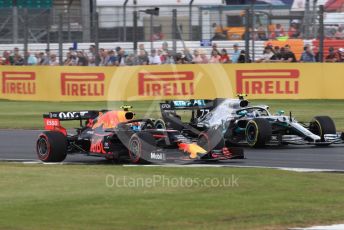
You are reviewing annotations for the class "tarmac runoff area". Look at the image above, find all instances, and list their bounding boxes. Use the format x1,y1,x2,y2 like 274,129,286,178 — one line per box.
1,129,344,172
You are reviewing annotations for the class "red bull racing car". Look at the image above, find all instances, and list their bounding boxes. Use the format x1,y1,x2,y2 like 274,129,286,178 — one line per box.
36,106,244,164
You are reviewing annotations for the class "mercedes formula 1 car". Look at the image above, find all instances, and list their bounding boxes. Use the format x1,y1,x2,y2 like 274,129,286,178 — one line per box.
156,97,344,147
36,106,244,164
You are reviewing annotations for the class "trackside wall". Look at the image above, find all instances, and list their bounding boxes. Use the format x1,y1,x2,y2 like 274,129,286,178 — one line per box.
0,64,343,101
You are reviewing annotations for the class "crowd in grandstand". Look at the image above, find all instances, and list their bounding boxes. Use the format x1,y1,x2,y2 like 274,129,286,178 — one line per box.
1,41,344,66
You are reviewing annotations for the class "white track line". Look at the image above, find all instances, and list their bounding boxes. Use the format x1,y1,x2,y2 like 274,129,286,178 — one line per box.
1,159,344,172
290,224,344,230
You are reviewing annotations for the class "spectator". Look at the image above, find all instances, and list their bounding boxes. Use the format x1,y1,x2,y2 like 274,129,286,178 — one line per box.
64,52,73,66
274,46,282,60
139,44,148,56
151,31,164,41
175,53,185,64
117,48,127,66
99,48,108,66
50,54,59,66
136,50,149,65
200,50,209,64
158,50,166,63
40,49,51,65
338,48,344,62
257,47,278,62
334,26,344,39
325,47,339,62
288,22,300,38
238,50,251,63
300,46,316,62
149,49,161,65
192,49,202,64
105,50,118,66
13,54,24,65
77,51,89,66
270,24,286,39
88,45,101,66
209,50,221,63
231,43,240,63
220,49,231,63
162,41,169,53
9,47,20,65
281,45,297,62
212,43,221,55
164,51,175,64
26,51,37,65
125,53,137,66
37,52,45,65
257,24,267,40
2,51,11,65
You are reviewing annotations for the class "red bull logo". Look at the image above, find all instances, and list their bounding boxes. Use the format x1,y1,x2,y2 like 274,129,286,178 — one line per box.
2,72,36,95
90,138,106,154
178,143,207,159
236,69,300,94
138,71,194,96
92,111,128,130
61,73,105,96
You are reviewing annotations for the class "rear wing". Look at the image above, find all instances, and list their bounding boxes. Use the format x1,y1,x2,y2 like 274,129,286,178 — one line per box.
42,110,108,134
43,110,106,121
160,99,226,111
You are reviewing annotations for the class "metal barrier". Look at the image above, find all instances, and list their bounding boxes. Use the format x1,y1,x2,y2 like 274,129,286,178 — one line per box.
0,1,343,63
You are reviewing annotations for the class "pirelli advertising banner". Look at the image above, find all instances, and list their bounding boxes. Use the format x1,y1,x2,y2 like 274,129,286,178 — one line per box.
0,64,343,101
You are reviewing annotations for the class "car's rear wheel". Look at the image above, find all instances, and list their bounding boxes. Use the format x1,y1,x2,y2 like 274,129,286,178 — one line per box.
310,116,336,142
245,118,272,148
36,131,67,162
128,132,156,164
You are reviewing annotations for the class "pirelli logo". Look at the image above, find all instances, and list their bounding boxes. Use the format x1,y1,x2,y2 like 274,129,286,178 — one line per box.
61,73,105,96
236,69,300,94
2,72,36,95
138,71,194,96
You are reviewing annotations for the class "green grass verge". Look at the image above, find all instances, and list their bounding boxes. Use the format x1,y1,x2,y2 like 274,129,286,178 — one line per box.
0,164,344,230
0,100,344,130
0,100,343,130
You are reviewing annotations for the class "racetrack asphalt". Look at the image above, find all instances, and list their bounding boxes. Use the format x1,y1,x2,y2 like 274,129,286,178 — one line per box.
1,130,344,170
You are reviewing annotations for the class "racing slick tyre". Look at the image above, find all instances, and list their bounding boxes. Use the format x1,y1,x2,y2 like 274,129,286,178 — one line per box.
197,129,225,152
128,132,156,164
36,131,67,162
310,116,336,143
245,118,272,148
154,119,166,129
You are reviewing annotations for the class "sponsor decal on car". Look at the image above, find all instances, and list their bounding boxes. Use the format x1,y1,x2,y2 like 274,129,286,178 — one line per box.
150,152,165,160
90,137,106,154
138,71,194,96
61,73,105,96
59,112,78,119
236,69,299,95
2,72,36,95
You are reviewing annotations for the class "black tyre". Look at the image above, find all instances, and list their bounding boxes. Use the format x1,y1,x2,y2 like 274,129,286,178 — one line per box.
128,132,156,164
197,129,225,152
309,116,336,142
36,131,67,162
154,119,166,129
245,118,272,148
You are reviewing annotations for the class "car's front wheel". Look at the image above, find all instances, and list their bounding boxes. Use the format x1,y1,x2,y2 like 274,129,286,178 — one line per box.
310,116,336,143
245,118,272,148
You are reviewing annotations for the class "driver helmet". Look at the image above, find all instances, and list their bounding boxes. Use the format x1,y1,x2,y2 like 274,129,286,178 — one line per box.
131,122,141,132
